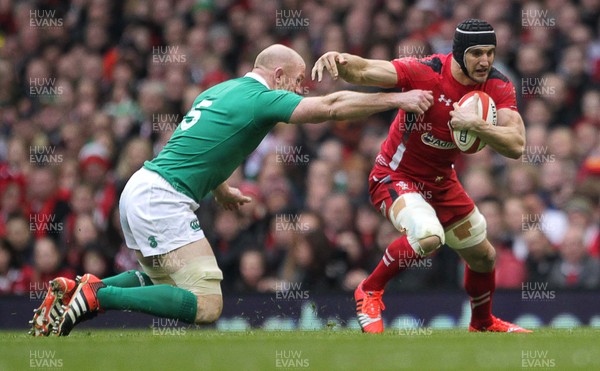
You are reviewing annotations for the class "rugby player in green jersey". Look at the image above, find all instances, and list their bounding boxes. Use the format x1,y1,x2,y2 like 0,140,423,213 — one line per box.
31,44,433,336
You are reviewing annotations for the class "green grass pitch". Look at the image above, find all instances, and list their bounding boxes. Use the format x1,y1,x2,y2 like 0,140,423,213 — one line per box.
1,328,598,370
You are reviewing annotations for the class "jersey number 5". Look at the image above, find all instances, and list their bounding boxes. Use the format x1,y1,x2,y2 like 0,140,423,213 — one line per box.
181,100,213,130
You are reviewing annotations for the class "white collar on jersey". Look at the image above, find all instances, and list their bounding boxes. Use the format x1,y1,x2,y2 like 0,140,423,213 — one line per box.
244,72,270,89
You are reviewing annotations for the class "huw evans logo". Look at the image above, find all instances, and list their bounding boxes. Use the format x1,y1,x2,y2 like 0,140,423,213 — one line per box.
29,350,63,368
521,9,556,28
275,350,309,368
30,146,63,165
29,10,63,28
521,282,556,301
276,145,309,165
152,46,187,64
521,350,556,368
152,318,186,335
275,281,309,300
29,78,63,96
275,10,309,28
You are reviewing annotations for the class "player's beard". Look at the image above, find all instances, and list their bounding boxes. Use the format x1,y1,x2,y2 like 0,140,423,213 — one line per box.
469,67,489,84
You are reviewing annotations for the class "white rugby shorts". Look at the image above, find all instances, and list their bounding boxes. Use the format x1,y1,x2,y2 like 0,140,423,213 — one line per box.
119,167,205,256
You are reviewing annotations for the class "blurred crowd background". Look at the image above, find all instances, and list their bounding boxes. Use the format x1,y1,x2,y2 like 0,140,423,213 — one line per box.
0,0,599,297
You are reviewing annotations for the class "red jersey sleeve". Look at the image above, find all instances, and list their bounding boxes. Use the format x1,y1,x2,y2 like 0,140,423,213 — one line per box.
391,55,444,90
489,77,518,112
391,58,414,89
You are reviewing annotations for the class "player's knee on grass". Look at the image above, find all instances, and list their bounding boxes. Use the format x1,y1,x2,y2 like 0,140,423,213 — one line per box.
195,294,223,324
389,193,444,256
164,255,224,323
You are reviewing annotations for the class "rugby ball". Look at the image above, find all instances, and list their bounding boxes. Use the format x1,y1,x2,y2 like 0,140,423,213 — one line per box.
450,91,497,153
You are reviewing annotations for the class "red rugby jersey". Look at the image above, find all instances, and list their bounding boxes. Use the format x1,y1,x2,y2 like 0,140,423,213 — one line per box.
375,53,517,180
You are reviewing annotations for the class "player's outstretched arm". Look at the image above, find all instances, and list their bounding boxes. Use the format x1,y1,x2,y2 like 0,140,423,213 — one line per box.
288,89,433,124
449,95,525,159
311,52,398,88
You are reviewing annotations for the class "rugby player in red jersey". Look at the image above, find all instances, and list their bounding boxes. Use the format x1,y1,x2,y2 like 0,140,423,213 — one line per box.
313,19,531,333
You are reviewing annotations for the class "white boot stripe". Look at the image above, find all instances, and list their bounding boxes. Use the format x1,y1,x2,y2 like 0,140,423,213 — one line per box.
67,308,76,322
76,295,88,312
358,314,381,326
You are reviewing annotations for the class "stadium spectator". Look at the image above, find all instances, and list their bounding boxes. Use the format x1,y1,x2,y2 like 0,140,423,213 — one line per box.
4,214,34,266
462,167,497,202
213,208,256,287
305,159,335,213
506,164,539,196
524,228,559,284
321,192,354,244
0,179,25,237
234,249,272,293
65,213,99,272
78,142,116,229
523,98,553,128
237,181,269,248
542,159,578,205
0,239,28,295
81,243,112,279
113,137,153,192
355,204,383,255
522,192,569,248
279,228,349,291
563,196,600,257
547,225,600,289
25,166,70,241
21,237,76,296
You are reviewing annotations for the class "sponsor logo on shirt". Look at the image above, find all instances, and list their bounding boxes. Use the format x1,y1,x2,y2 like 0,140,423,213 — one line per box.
421,132,457,149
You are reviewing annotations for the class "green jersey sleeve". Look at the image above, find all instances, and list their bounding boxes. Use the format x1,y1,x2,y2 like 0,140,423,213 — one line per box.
253,89,303,125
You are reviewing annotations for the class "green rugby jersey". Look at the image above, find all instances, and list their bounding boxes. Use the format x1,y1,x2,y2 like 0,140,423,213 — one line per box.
144,73,302,202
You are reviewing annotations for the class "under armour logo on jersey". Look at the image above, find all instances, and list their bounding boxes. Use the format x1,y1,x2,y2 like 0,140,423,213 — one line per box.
438,95,452,106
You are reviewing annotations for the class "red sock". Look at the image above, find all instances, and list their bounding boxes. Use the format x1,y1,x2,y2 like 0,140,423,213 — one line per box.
363,235,420,291
464,265,495,327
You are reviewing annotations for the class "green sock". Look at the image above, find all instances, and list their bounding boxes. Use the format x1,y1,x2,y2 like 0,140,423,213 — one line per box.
101,270,153,288
96,285,197,323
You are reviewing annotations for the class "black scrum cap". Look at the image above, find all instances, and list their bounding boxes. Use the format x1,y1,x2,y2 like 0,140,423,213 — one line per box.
452,19,496,79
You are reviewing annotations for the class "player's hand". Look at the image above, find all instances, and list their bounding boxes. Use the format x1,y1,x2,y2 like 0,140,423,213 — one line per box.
397,90,434,114
311,52,347,82
213,185,252,210
449,93,485,130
